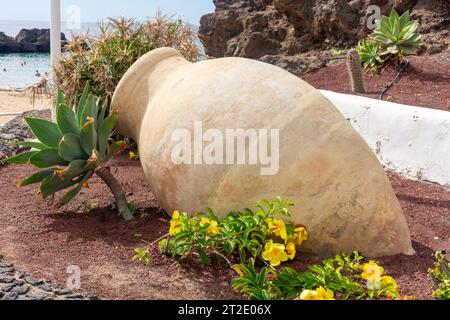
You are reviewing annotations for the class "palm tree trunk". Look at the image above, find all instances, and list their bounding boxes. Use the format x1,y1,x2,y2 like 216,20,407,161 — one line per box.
96,167,133,221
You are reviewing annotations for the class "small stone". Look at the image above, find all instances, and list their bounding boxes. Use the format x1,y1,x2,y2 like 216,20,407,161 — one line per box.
38,284,53,292
11,285,30,295
66,293,84,299
0,284,15,292
0,267,15,275
17,271,29,279
25,292,49,300
1,292,18,300
0,263,13,268
24,276,43,286
0,275,15,283
13,279,25,286
53,288,71,295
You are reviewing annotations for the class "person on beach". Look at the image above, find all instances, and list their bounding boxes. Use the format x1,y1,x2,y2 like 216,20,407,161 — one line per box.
3,68,6,72
35,70,41,77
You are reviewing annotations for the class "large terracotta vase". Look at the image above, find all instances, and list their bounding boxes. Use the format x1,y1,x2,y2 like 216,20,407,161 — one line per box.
111,47,414,257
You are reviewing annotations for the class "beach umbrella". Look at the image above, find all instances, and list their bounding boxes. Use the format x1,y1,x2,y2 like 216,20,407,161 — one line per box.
50,0,61,66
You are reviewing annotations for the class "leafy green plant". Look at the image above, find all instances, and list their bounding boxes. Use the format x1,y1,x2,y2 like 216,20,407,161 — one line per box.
232,252,400,300
53,14,199,106
158,198,308,267
373,9,421,59
357,40,385,71
428,251,450,300
357,9,421,71
133,198,308,269
5,84,133,220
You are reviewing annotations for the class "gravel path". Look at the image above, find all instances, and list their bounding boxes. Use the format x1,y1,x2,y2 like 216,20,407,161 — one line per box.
0,255,97,300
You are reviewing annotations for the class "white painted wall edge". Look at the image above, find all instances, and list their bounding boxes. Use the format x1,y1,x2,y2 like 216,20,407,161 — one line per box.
320,90,450,188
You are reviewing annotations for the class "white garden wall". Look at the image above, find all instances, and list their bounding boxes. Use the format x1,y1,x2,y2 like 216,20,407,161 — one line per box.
320,90,450,188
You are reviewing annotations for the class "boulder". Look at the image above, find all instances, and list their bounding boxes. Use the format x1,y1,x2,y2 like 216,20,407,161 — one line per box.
199,0,450,74
0,29,66,53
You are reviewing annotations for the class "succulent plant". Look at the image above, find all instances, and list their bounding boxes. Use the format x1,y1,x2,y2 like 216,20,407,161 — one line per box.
373,9,421,58
6,84,133,220
357,40,385,71
346,48,366,93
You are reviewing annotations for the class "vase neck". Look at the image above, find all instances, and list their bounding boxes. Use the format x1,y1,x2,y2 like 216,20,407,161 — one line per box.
111,47,188,141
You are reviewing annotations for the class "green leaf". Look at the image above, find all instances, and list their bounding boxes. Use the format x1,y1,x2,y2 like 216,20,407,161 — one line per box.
198,248,210,266
25,117,63,149
30,149,69,168
98,112,118,156
81,94,98,127
59,170,94,206
40,174,80,199
63,160,88,178
77,82,91,126
18,169,55,188
59,133,89,161
5,151,38,164
57,104,80,136
104,140,126,162
13,141,48,150
79,119,98,155
56,89,67,109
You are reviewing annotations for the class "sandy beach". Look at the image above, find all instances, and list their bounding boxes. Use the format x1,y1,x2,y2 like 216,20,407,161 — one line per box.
0,90,51,125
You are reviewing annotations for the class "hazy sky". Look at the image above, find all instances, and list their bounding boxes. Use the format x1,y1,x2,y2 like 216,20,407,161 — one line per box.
0,0,215,24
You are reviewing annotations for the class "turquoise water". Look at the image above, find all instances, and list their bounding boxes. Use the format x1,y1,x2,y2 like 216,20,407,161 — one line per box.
0,53,51,90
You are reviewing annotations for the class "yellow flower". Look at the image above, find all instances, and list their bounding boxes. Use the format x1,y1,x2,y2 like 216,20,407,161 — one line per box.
266,219,288,242
362,260,384,280
299,289,318,300
299,287,334,300
199,217,221,235
315,287,335,300
262,242,288,267
286,242,296,260
169,220,182,236
129,151,139,161
291,226,308,246
169,211,183,236
381,276,399,298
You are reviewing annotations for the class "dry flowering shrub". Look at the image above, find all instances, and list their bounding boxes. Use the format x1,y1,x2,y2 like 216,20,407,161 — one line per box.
53,13,199,105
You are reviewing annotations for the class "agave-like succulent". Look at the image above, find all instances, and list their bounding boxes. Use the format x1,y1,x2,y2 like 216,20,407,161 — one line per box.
373,9,421,57
357,40,385,71
6,84,133,220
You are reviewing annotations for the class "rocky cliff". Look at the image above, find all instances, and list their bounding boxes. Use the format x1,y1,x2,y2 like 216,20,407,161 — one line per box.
0,29,66,54
199,0,450,74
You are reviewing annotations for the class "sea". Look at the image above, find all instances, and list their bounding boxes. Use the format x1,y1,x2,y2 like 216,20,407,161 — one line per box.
0,20,100,90
0,20,203,90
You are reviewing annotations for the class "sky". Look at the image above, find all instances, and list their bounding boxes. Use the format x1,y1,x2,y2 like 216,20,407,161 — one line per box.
0,0,215,25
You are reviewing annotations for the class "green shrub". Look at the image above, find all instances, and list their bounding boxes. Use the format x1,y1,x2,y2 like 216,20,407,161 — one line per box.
232,253,400,300
53,14,200,106
6,85,133,220
357,9,421,71
134,197,308,267
373,9,421,59
428,251,450,300
357,40,384,71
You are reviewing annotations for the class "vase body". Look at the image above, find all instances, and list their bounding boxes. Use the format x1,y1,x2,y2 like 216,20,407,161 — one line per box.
111,47,414,257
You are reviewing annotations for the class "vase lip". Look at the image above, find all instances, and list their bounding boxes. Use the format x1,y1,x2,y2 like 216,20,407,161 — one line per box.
112,47,184,104
111,47,185,139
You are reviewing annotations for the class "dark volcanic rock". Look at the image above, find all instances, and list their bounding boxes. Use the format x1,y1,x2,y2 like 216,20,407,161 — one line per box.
0,28,66,53
0,32,22,53
0,256,98,300
199,0,450,74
